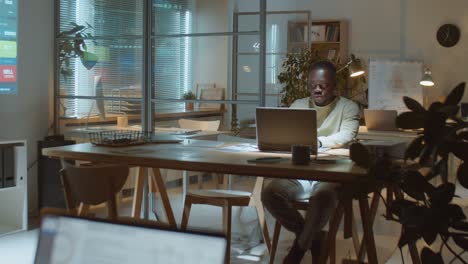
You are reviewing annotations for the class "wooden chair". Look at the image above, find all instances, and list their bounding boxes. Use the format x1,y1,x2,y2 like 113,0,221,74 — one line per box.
195,83,225,110
180,135,271,264
60,161,129,219
180,177,269,264
178,119,221,131
177,118,221,189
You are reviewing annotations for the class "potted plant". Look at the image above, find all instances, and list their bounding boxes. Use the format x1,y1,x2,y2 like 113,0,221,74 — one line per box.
277,48,367,107
183,91,196,111
350,83,468,263
58,22,99,80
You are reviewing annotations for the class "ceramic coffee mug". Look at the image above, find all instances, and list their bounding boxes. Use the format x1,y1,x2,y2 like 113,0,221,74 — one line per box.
291,145,311,165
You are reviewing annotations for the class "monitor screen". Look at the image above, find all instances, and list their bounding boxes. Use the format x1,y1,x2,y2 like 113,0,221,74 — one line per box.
35,215,226,264
0,0,17,94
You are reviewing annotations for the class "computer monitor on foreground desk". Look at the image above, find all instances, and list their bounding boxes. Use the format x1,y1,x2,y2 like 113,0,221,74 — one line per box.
35,215,226,264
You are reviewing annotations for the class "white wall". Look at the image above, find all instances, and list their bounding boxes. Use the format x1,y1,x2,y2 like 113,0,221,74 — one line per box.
236,0,468,103
0,0,54,215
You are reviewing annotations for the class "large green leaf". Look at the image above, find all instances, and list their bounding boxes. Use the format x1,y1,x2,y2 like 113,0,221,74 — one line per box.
452,234,468,251
396,112,425,129
451,220,468,232
437,105,459,117
448,142,468,161
429,183,455,207
459,131,468,141
457,162,468,188
444,82,465,106
349,143,371,168
390,199,416,218
422,231,437,245
403,96,426,112
80,52,99,70
398,228,421,248
424,111,446,143
405,136,425,161
421,247,443,264
401,170,430,201
429,101,444,112
446,204,466,222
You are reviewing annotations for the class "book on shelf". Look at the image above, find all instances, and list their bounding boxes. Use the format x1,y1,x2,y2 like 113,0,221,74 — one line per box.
327,49,337,60
325,24,340,42
310,25,326,42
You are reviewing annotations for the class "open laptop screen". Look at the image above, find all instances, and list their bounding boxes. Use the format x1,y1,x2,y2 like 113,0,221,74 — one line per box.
364,109,398,131
256,107,317,154
35,215,226,264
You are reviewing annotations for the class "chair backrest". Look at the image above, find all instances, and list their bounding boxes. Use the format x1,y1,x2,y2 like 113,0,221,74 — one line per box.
60,162,129,208
196,83,225,110
178,119,220,131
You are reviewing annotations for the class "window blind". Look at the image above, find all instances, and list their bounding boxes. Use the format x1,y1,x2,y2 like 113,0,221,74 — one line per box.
153,0,192,111
58,0,143,117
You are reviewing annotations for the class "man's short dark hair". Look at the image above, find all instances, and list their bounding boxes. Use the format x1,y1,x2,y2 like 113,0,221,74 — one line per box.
309,60,337,81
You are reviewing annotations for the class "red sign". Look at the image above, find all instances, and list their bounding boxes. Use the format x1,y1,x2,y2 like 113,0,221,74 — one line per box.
0,65,16,82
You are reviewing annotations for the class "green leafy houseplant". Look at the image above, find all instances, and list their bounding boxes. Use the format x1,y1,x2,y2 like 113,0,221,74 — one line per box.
350,83,468,264
58,22,99,79
183,91,196,110
277,49,366,107
182,91,196,100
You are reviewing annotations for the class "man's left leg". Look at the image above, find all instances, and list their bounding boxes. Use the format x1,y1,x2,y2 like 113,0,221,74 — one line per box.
297,182,340,254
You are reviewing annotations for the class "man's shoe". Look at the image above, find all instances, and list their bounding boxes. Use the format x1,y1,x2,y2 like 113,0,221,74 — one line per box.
283,239,306,264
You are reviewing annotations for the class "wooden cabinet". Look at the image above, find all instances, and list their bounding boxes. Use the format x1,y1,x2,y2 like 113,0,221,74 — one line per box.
287,20,348,63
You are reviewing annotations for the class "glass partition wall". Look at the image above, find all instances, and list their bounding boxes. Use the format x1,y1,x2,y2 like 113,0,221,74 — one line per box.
54,0,282,138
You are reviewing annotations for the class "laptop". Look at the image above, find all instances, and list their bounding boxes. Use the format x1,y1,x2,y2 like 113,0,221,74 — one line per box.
35,214,227,264
364,109,398,131
256,107,318,154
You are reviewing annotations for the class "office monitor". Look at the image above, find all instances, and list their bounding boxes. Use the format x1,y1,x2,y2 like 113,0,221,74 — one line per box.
255,107,317,154
35,215,227,264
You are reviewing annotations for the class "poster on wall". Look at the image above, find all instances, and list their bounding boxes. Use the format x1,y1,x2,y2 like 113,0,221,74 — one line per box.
368,59,423,113
0,0,17,94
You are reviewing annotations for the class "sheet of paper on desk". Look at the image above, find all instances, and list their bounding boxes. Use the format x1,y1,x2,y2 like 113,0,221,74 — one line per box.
217,143,259,153
185,140,224,148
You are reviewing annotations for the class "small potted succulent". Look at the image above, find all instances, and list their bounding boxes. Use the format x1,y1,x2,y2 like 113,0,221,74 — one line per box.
182,91,196,111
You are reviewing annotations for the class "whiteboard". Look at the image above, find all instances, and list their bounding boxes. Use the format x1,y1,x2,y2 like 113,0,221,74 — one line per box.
368,59,423,113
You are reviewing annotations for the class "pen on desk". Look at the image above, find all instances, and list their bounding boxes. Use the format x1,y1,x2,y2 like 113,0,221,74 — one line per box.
255,157,283,161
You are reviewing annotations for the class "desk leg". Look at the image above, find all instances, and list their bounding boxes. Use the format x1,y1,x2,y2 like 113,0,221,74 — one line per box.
357,192,380,261
248,177,271,252
183,170,188,206
151,168,177,229
131,167,145,218
358,197,378,264
318,199,345,264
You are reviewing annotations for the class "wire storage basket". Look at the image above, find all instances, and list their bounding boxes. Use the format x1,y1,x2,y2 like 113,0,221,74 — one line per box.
89,130,148,147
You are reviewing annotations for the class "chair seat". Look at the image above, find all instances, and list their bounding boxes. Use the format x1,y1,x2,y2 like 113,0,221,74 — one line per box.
186,189,252,207
188,189,252,199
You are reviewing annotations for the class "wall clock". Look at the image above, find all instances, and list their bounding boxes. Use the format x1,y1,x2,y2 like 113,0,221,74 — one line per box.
436,24,461,48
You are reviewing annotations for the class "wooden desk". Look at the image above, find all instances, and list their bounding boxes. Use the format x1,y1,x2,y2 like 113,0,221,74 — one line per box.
60,108,226,126
357,126,418,141
42,142,379,263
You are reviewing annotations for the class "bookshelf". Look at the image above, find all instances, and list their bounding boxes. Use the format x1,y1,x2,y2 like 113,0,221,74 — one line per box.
287,20,348,63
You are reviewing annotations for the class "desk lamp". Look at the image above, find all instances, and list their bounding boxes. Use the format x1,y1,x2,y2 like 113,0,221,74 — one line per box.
420,68,434,108
420,68,434,86
337,54,365,77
